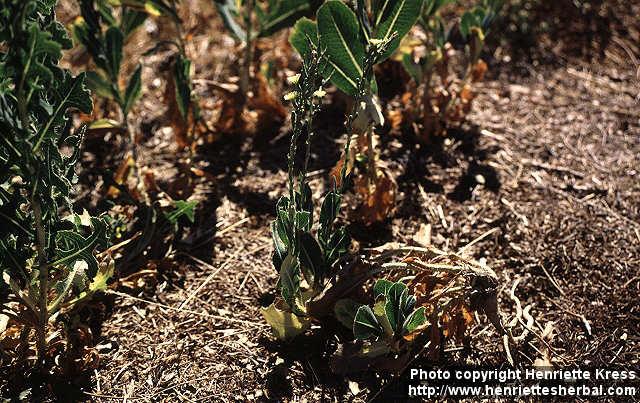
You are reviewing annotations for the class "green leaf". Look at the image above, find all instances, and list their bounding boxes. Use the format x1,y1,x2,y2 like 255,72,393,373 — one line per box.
85,71,116,100
298,232,324,286
319,191,341,239
48,261,84,313
279,253,304,315
271,220,288,271
259,0,312,37
33,72,93,152
384,281,408,333
164,199,198,224
122,64,142,116
353,305,384,340
373,279,393,299
372,0,425,61
53,217,108,278
402,306,426,334
261,301,311,340
120,8,148,38
323,226,349,267
105,26,124,80
213,0,247,42
289,17,319,59
294,210,311,232
334,298,362,329
401,52,422,82
173,55,192,120
317,0,365,95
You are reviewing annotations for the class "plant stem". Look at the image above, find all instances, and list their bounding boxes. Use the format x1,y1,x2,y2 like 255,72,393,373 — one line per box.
121,108,150,205
240,0,254,100
32,197,48,366
365,125,376,186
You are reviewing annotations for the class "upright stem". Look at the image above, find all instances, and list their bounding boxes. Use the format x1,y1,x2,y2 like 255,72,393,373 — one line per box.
32,198,48,365
122,109,149,205
365,125,377,186
240,0,254,100
16,63,48,365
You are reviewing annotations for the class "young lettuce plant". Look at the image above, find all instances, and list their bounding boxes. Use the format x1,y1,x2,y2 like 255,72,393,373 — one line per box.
0,0,110,365
289,0,424,225
400,0,502,138
72,0,198,276
262,32,397,340
72,0,149,199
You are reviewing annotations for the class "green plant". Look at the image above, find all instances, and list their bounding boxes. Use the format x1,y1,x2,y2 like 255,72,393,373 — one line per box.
72,0,197,191
0,0,110,365
289,0,424,225
262,16,399,339
337,279,426,354
213,0,321,96
400,0,502,137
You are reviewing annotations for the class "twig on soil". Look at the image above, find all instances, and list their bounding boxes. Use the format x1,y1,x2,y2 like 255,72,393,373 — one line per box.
538,264,566,296
179,252,241,309
105,290,268,327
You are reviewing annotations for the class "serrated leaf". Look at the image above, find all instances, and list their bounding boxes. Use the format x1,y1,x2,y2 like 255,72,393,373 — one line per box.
33,72,93,152
52,217,108,278
122,64,142,116
317,0,365,95
353,305,383,340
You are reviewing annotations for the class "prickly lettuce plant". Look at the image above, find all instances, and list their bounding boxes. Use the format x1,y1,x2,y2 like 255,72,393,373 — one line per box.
0,0,109,365
400,0,502,138
213,0,320,96
290,0,423,225
262,34,396,340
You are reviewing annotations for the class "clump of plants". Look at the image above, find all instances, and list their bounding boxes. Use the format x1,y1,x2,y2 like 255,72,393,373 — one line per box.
261,23,397,338
71,0,198,277
262,1,505,373
0,0,111,369
397,0,502,139
213,0,320,96
286,0,427,226
72,0,198,195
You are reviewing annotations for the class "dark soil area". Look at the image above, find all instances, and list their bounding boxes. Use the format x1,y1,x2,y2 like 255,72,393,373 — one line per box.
2,0,639,401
